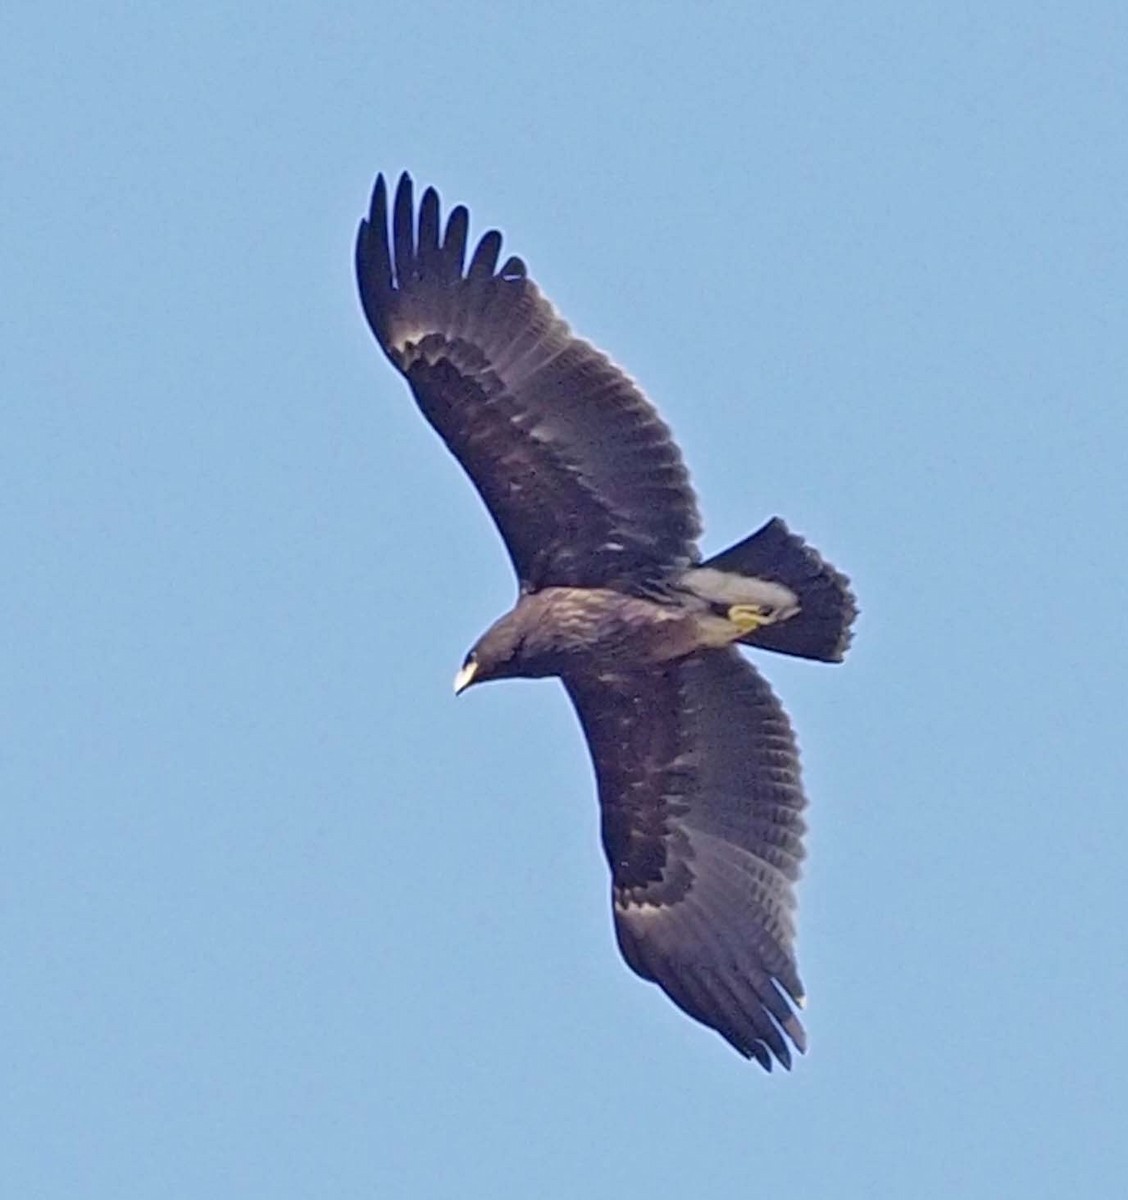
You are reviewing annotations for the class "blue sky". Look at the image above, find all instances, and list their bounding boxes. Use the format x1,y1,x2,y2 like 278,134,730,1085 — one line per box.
3,3,1126,1197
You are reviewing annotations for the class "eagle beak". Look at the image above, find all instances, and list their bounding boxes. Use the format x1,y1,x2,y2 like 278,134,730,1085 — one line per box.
453,660,479,696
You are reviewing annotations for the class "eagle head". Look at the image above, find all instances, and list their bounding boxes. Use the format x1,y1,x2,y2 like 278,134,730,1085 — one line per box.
453,598,569,693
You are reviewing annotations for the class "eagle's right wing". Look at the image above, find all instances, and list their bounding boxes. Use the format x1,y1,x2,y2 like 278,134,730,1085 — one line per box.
565,648,808,1069
356,173,701,593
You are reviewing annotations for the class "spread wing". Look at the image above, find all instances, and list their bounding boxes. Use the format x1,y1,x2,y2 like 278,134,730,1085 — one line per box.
565,648,808,1069
356,173,701,592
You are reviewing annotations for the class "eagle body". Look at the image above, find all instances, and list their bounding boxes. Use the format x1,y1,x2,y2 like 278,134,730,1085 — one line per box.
356,173,856,1070
462,586,714,682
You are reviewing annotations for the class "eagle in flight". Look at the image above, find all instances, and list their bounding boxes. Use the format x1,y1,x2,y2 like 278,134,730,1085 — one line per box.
356,174,856,1070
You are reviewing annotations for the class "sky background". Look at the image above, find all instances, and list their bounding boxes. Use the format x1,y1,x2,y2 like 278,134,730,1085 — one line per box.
3,3,1127,1197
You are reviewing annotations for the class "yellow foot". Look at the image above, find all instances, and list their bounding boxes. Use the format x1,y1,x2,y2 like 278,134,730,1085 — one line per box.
727,603,772,635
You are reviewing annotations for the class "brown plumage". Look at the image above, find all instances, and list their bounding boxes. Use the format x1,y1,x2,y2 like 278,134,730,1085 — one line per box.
356,173,856,1069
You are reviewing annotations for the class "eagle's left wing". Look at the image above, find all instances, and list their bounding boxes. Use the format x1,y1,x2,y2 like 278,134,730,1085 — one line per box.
356,173,701,593
564,648,808,1069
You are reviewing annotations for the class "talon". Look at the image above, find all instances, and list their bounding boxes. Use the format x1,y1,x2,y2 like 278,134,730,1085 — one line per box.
727,603,772,634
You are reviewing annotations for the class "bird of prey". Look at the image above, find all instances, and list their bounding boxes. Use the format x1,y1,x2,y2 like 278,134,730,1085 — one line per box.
355,173,856,1070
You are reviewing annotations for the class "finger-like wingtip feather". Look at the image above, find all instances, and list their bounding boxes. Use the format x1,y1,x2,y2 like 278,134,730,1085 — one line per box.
418,186,441,272
443,205,469,279
468,228,502,279
393,172,415,287
356,174,393,342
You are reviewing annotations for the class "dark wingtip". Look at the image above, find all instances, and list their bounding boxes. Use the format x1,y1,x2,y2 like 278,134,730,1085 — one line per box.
357,172,530,367
356,173,395,342
747,1041,773,1071
418,185,441,269
392,172,416,285
360,173,523,295
371,171,387,212
357,173,383,253
468,228,503,278
443,204,469,278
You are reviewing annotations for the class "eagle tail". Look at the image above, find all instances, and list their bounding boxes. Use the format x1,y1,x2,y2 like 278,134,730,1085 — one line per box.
686,518,856,663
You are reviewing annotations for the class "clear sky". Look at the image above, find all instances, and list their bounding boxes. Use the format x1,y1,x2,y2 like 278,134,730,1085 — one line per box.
3,3,1126,1197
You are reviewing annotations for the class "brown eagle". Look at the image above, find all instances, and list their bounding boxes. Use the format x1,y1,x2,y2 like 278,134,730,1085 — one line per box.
355,174,856,1070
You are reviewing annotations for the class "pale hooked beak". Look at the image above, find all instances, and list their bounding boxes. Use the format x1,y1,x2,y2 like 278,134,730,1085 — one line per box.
453,659,479,696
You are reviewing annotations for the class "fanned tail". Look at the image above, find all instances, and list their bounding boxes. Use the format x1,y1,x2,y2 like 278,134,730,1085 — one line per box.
682,518,857,663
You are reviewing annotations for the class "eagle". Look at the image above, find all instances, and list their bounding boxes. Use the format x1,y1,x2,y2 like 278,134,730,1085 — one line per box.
355,174,856,1070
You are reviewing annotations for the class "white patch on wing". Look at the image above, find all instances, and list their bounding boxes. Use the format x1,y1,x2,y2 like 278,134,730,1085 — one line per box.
614,897,667,918
390,325,440,356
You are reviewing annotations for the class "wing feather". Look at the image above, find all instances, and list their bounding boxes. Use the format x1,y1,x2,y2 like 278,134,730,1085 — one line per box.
565,648,808,1067
442,205,469,279
356,172,701,591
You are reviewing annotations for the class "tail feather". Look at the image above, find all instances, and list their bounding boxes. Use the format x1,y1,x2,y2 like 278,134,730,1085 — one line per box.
684,518,857,663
